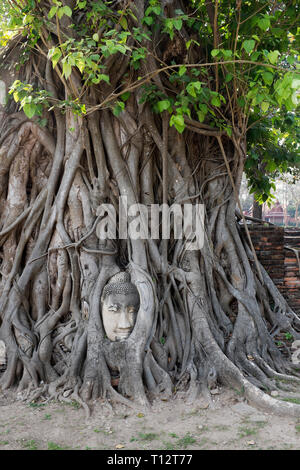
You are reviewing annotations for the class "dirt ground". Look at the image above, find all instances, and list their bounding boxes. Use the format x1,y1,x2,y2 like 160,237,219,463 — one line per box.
0,387,299,451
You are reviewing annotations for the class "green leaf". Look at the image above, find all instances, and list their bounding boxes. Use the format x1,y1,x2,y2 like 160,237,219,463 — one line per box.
197,111,205,122
211,49,220,57
23,103,36,119
291,79,300,89
62,5,72,17
267,50,280,64
237,97,245,108
75,57,85,73
38,118,48,127
48,6,57,18
211,95,221,107
287,56,295,65
120,16,128,30
222,49,232,58
145,5,161,16
98,74,110,84
170,114,185,134
157,100,171,113
57,7,64,19
90,54,100,61
121,91,131,101
143,16,153,26
92,33,99,42
291,91,299,106
225,127,232,137
151,6,161,15
186,81,202,98
257,17,270,31
173,18,182,31
225,73,233,83
242,40,255,54
62,62,72,79
261,101,269,112
250,51,260,61
178,66,186,77
262,72,273,86
113,101,125,116
23,14,34,25
50,48,62,68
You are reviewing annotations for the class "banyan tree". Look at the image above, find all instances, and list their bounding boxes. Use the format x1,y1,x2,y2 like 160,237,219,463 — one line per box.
0,0,300,417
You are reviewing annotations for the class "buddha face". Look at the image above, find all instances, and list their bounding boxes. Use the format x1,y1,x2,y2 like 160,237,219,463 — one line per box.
101,276,140,341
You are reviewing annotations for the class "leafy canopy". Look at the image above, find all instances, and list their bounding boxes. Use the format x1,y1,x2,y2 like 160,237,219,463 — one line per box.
0,0,299,201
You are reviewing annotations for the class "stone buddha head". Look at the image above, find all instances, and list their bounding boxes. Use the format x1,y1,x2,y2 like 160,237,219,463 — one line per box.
101,272,140,342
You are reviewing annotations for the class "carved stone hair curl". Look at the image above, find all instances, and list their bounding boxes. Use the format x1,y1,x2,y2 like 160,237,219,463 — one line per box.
101,271,139,300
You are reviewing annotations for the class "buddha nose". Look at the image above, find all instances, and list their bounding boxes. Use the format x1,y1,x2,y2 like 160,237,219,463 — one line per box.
118,309,131,329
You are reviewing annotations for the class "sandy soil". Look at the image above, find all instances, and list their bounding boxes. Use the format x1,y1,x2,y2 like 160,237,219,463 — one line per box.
0,387,299,451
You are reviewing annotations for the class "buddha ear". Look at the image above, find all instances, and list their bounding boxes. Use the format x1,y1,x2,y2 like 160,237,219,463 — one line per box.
82,300,89,320
0,340,6,367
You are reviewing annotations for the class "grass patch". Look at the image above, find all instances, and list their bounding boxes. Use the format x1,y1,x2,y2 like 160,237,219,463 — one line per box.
159,432,197,450
47,441,68,450
238,426,258,438
282,397,300,405
24,440,38,450
176,433,196,449
233,386,245,396
28,402,46,409
0,429,10,435
93,428,114,435
64,400,81,409
161,441,176,450
295,424,300,433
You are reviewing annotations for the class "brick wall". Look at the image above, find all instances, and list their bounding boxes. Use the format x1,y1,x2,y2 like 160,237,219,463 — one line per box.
242,224,300,314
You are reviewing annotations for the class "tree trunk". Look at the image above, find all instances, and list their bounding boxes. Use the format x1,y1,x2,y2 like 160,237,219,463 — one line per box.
252,198,262,220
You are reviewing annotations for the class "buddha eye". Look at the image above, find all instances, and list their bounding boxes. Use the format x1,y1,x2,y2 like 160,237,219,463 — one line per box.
128,306,136,314
108,305,119,312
